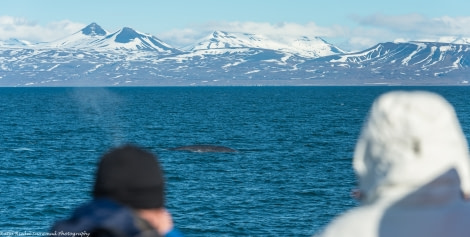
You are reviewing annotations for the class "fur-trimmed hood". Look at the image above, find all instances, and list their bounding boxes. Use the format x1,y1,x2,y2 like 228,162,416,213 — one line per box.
354,91,470,203
317,91,470,237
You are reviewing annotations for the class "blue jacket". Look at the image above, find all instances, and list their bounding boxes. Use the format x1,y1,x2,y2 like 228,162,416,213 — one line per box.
51,198,184,237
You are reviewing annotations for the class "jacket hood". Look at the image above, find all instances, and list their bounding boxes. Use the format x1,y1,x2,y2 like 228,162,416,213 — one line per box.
353,91,470,203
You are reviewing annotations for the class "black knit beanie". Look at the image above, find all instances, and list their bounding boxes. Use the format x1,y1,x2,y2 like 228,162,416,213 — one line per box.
93,145,165,209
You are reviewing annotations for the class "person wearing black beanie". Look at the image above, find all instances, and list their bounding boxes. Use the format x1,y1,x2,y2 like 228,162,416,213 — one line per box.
51,145,184,237
93,145,166,209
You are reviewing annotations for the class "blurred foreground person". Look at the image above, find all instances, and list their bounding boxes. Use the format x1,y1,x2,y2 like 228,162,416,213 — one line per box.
317,91,470,237
52,145,184,237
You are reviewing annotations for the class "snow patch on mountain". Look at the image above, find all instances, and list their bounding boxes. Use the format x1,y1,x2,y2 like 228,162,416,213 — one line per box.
401,43,426,65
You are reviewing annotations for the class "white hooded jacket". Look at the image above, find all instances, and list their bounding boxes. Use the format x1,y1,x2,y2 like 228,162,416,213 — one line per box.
317,91,470,237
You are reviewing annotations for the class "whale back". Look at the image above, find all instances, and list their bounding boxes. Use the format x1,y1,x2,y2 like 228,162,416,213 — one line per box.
169,145,237,153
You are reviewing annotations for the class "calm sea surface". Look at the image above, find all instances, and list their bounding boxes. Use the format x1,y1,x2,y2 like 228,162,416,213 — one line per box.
1,86,470,236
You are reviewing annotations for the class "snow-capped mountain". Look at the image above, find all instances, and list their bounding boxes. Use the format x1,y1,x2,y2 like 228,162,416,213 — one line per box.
185,31,343,57
81,22,107,36
299,41,470,84
45,23,108,48
186,31,284,50
329,41,470,69
1,22,470,86
45,23,181,53
289,36,344,57
97,27,181,53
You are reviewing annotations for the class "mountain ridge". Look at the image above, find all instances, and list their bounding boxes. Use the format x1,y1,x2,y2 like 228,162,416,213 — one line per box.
1,22,470,86
184,30,344,58
1,23,344,57
39,23,181,53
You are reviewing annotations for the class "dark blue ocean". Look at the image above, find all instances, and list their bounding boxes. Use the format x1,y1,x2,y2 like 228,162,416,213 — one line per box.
1,86,470,236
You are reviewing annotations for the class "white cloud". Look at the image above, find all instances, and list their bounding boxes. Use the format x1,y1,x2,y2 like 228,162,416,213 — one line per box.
206,21,335,39
157,28,203,48
0,16,85,42
352,13,470,40
299,14,470,51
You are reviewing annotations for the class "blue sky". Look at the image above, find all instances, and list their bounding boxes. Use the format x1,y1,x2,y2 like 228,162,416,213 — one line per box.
1,0,470,51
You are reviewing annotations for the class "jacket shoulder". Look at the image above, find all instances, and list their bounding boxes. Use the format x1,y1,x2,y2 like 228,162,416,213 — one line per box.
316,207,381,237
